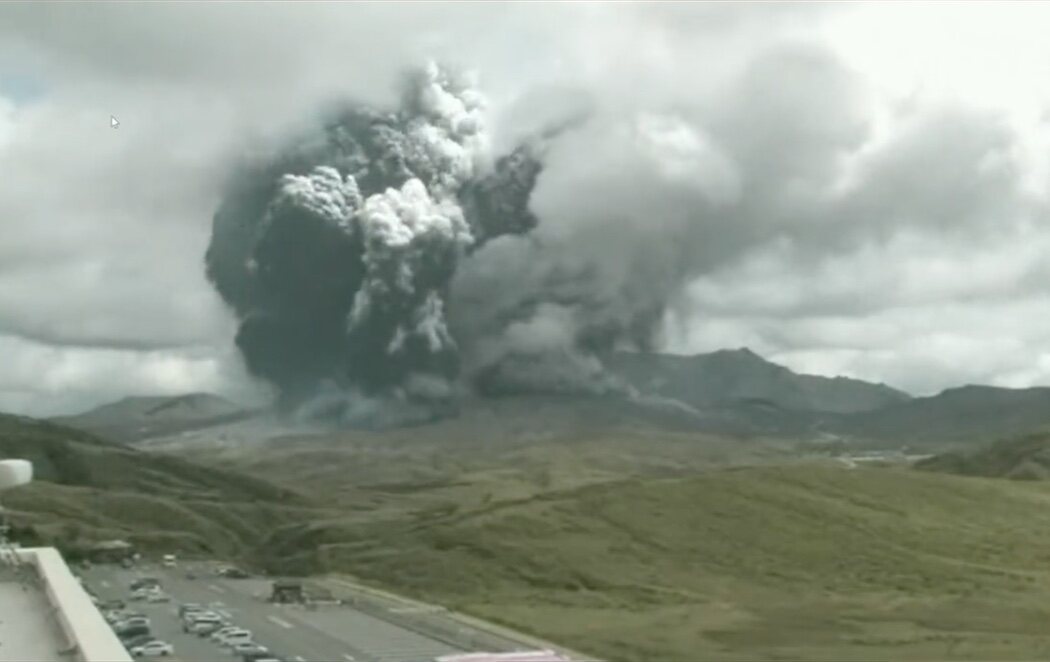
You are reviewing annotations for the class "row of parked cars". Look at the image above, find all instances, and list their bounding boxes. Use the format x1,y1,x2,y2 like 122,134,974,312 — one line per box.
179,602,283,662
103,600,174,657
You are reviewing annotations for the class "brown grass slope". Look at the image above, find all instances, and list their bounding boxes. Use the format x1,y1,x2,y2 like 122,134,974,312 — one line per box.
0,413,327,558
915,430,1050,480
266,464,1050,662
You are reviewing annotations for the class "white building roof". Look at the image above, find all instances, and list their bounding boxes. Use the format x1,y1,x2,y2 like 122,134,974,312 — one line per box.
0,571,69,661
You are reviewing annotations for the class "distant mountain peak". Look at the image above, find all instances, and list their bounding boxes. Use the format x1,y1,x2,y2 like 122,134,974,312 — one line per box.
706,347,766,361
602,348,910,415
52,392,253,443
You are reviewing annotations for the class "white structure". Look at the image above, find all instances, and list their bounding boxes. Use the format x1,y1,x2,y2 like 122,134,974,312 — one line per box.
0,459,131,662
0,459,32,489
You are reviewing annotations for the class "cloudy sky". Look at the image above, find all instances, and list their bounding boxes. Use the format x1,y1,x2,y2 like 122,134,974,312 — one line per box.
3,2,1050,416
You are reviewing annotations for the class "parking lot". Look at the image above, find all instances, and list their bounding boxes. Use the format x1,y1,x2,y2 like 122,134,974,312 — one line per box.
83,560,467,662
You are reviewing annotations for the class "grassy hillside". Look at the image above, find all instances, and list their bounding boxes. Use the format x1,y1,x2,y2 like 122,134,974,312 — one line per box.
603,348,910,414
840,385,1050,445
915,430,1050,480
51,393,255,442
158,419,795,511
266,464,1050,662
0,413,328,558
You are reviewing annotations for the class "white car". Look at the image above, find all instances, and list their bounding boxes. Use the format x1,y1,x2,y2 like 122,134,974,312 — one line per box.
129,588,150,601
219,632,253,648
190,619,224,636
116,616,150,629
130,640,173,657
230,642,268,657
146,590,170,603
212,627,250,643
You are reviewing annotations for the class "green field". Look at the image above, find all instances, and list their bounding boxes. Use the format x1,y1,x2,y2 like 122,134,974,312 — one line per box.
0,413,330,558
12,409,1050,660
266,463,1050,661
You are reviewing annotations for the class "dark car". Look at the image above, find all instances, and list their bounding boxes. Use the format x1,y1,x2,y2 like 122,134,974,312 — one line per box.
243,652,283,662
101,599,126,610
120,633,154,649
177,603,203,617
129,577,160,591
116,624,150,641
220,567,251,579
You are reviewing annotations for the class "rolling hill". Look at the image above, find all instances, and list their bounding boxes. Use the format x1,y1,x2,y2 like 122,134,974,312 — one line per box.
262,464,1050,662
836,385,1050,446
915,430,1050,480
51,392,256,442
0,413,329,558
57,349,1050,448
604,348,911,414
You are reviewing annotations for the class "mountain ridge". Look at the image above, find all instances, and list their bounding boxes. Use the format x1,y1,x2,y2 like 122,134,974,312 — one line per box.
603,347,911,414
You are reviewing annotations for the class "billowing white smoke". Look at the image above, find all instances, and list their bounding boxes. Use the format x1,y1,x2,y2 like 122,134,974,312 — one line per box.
268,166,362,234
351,177,474,359
403,61,490,194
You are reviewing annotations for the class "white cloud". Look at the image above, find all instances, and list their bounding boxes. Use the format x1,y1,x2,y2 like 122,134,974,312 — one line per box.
3,2,1050,413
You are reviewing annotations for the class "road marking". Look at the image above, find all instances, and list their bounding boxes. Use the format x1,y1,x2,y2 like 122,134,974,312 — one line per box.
343,655,356,661
267,615,294,629
294,656,306,662
207,584,226,593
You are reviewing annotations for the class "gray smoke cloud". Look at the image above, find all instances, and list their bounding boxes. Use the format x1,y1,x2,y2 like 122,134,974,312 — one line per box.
205,62,584,423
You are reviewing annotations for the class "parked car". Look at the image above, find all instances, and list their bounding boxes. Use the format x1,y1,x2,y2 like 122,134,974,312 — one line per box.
120,634,154,650
218,566,251,579
162,554,176,568
115,616,150,630
146,590,170,603
129,589,150,601
184,611,222,627
210,626,244,641
214,629,252,646
177,603,203,617
190,619,225,636
222,634,253,649
130,640,174,657
185,570,197,580
230,642,268,657
181,610,213,624
116,624,150,642
243,652,282,662
129,577,160,591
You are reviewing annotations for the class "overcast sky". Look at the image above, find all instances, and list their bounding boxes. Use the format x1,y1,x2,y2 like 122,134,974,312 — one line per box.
3,2,1050,416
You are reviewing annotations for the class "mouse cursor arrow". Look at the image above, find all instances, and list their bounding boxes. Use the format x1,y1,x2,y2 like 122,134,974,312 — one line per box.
110,115,120,129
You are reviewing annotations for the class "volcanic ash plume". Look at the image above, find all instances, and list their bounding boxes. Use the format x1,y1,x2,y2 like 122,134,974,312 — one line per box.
205,62,548,422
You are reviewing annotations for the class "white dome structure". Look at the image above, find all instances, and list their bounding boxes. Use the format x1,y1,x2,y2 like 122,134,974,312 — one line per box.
0,460,32,491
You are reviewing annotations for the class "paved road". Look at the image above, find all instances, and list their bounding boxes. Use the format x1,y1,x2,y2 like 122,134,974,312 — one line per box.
82,562,466,662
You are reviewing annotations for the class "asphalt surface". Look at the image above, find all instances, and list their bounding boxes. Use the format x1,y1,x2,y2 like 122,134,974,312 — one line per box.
82,561,467,662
